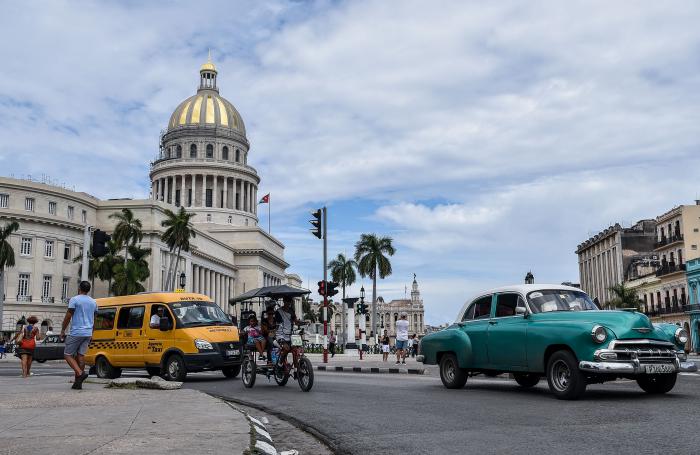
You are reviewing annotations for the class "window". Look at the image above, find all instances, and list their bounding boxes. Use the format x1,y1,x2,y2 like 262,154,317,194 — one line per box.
25,197,35,211
227,215,232,224
44,240,54,258
62,277,70,300
64,243,71,260
95,308,117,330
176,144,182,158
235,149,240,162
462,296,492,321
205,189,212,207
206,143,214,158
206,214,212,222
20,237,32,256
48,201,57,215
222,146,229,160
495,293,526,317
0,193,8,208
190,144,197,158
117,306,145,329
692,245,698,250
81,210,87,223
18,273,30,297
42,275,52,298
67,206,74,219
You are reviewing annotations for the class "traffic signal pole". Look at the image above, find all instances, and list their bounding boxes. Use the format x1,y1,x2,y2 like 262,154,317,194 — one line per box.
81,225,92,282
322,206,329,364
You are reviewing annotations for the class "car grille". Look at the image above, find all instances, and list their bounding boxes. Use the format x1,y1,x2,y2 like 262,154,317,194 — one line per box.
608,339,677,364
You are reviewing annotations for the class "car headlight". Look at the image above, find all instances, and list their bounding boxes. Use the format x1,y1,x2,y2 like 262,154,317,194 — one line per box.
591,325,607,343
675,328,689,345
194,339,214,350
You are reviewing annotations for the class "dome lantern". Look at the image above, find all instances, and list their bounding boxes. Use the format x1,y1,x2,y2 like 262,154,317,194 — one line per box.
199,49,218,92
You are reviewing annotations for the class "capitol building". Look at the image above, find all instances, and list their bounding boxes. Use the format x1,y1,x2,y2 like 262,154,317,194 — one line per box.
0,58,300,333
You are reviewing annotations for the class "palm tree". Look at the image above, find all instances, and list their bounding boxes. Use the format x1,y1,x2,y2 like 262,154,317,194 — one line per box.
354,234,395,337
95,240,123,296
109,208,143,264
302,296,317,323
0,221,19,332
328,253,357,344
608,283,643,309
161,207,197,291
111,246,151,296
74,251,101,290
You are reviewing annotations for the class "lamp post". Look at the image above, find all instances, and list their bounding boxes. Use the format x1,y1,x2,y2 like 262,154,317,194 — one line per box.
358,286,367,359
178,272,186,291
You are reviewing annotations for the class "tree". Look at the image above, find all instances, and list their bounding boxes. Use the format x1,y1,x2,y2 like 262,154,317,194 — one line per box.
328,253,357,344
608,283,643,309
111,246,151,296
161,207,197,291
354,234,395,338
73,250,101,290
0,220,19,332
95,239,123,296
109,208,143,264
302,296,317,323
317,300,335,325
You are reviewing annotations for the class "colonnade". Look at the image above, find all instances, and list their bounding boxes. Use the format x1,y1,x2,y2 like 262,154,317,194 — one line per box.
152,173,257,215
192,263,234,312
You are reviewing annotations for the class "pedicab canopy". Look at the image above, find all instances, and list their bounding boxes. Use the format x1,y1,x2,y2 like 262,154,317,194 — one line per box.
229,284,310,304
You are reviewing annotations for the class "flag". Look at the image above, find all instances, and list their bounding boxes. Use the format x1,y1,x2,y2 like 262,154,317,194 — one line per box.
259,193,270,204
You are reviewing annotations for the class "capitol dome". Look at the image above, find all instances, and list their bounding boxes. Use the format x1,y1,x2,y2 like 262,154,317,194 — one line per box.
167,57,246,136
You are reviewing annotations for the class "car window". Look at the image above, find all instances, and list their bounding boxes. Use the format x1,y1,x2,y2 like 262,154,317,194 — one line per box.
495,293,526,317
462,295,492,321
95,308,117,330
462,303,476,321
117,306,145,329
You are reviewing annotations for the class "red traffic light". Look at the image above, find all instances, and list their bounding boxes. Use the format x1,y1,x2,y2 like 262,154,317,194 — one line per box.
317,280,326,296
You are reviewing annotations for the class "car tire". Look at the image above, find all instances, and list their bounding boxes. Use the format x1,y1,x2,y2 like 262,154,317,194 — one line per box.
513,373,540,388
96,356,122,379
146,367,162,377
163,354,187,382
637,373,677,394
439,353,468,389
546,350,586,400
222,365,241,378
35,359,47,363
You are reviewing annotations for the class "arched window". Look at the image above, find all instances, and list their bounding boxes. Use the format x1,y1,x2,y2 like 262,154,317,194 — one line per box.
190,144,197,158
235,149,240,162
222,146,229,160
206,144,214,158
206,214,212,222
176,145,182,158
243,152,247,164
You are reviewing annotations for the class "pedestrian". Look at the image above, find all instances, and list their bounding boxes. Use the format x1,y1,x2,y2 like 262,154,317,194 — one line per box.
60,280,97,390
0,337,6,359
381,330,390,362
395,313,409,365
406,335,414,360
329,331,336,358
15,315,41,378
411,334,418,358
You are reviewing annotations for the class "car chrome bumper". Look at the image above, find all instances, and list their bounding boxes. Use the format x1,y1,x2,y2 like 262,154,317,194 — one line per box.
416,355,425,363
579,359,697,374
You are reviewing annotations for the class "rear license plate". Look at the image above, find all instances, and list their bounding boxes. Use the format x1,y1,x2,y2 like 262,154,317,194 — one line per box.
645,364,675,374
226,349,240,357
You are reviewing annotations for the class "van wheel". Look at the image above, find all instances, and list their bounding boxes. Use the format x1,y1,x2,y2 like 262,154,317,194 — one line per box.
164,355,187,382
222,365,241,378
146,367,162,377
439,353,468,389
96,356,121,379
546,350,586,400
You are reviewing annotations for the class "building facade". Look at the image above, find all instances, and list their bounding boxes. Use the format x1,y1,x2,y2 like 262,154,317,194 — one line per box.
0,59,298,333
685,258,700,353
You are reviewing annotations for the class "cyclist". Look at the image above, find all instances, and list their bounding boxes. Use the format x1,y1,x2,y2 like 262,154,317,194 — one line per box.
274,296,299,370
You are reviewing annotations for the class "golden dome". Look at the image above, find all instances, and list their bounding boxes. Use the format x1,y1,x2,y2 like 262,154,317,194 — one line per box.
200,62,217,72
167,91,246,135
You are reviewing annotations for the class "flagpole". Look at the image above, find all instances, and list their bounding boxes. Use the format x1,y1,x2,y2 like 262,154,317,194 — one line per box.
268,196,271,234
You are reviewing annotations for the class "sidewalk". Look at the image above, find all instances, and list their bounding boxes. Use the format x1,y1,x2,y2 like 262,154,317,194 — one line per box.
0,375,251,455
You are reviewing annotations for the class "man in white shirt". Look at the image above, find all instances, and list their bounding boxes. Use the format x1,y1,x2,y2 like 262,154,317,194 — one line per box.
395,313,409,365
149,306,165,329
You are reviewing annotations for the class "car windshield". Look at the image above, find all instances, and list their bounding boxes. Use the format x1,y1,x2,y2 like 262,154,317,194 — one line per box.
169,300,232,327
527,290,597,313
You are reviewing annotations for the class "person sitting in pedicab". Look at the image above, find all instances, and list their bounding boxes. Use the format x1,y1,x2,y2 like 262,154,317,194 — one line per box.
261,305,277,365
244,315,266,362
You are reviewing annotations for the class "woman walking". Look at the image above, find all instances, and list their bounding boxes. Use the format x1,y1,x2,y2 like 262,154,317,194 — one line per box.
381,330,390,362
15,315,41,378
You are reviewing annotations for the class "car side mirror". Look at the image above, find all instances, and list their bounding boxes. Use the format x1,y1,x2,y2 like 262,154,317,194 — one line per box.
159,317,172,331
515,307,528,317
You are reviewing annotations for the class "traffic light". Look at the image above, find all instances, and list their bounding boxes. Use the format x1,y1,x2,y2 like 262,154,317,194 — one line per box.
357,302,366,314
326,281,339,297
310,209,322,239
318,280,326,296
92,229,111,258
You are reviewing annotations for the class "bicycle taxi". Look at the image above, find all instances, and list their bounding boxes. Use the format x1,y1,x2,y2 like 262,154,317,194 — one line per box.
230,284,314,392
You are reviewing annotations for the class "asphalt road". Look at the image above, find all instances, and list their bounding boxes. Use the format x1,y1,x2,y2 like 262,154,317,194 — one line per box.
6,362,700,455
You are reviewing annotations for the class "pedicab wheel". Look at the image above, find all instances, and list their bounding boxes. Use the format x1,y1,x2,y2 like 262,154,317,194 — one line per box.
242,356,256,388
297,357,314,392
274,359,289,386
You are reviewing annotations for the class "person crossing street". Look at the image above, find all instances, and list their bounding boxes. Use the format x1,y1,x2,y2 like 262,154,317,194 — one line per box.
60,281,97,390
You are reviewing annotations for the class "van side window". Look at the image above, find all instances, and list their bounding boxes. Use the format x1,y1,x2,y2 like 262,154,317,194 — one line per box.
117,306,145,329
95,308,116,330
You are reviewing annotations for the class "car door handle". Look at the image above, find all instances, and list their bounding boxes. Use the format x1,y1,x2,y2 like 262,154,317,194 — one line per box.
489,321,498,325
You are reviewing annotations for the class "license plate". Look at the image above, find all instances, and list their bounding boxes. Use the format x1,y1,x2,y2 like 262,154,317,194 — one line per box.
645,364,675,374
291,335,303,347
226,349,240,357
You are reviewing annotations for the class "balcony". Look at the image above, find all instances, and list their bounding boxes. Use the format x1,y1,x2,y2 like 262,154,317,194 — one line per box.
16,295,32,302
655,233,684,250
684,304,700,313
40,296,55,303
655,262,686,277
645,305,685,317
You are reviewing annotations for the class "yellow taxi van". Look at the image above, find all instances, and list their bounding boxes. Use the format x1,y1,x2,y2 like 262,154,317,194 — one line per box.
85,292,242,381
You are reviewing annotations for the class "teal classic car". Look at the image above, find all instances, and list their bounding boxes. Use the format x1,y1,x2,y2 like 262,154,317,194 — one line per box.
418,284,696,400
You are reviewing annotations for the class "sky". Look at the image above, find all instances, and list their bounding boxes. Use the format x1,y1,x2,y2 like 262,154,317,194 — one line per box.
2,0,700,325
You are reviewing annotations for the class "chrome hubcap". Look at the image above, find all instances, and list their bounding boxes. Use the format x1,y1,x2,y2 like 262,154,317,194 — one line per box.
551,360,571,391
168,361,179,377
443,360,455,383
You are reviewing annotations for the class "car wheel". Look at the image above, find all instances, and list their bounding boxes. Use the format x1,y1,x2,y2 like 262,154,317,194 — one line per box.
439,353,468,389
222,365,241,378
146,367,162,377
164,354,187,382
637,373,677,394
546,350,586,400
513,373,540,388
35,359,47,363
96,356,122,379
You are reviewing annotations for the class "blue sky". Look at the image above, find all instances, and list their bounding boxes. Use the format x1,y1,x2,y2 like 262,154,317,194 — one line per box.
2,1,700,324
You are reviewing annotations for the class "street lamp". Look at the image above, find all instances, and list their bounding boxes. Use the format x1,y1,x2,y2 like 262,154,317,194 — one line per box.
179,272,186,290
360,286,365,301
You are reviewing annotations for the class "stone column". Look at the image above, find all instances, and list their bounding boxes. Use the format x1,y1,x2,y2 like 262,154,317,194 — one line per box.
180,174,186,207
210,271,215,302
213,175,218,209
233,178,238,210
164,176,170,204
223,177,228,209
193,264,198,293
199,267,205,294
200,174,207,208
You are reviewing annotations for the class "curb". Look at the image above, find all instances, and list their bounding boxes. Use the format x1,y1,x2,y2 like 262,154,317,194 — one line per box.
246,412,279,455
315,365,424,375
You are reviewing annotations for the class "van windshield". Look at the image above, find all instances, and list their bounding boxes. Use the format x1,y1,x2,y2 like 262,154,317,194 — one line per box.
169,301,232,327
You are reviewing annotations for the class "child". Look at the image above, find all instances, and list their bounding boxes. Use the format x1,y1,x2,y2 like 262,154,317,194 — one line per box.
245,316,266,361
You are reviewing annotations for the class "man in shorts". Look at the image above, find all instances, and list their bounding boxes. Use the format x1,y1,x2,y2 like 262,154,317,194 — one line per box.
60,281,97,389
395,313,409,365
